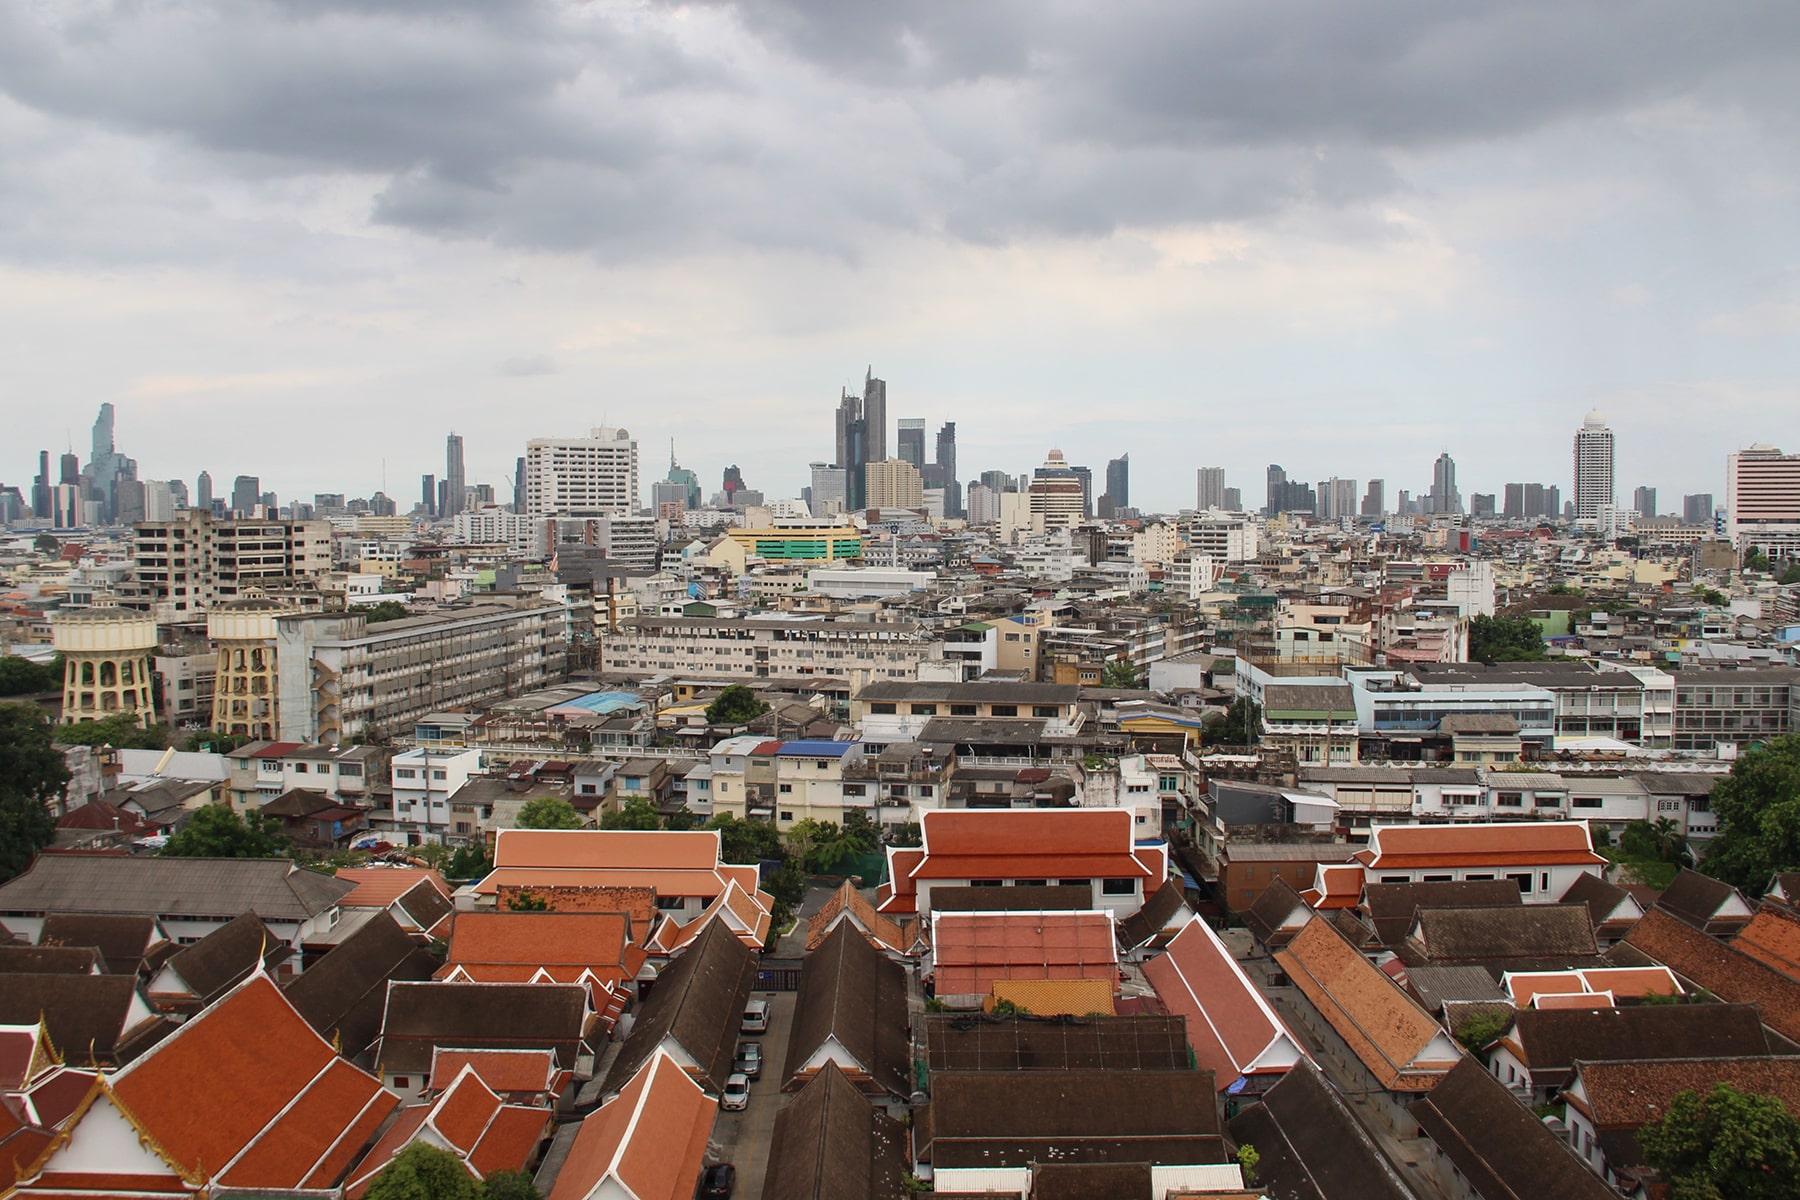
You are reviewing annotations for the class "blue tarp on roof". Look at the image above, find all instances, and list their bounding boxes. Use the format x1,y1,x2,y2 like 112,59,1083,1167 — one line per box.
778,740,856,757
548,691,642,715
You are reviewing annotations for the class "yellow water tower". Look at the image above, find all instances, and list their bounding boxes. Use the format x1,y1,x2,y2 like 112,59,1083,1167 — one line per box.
52,608,159,728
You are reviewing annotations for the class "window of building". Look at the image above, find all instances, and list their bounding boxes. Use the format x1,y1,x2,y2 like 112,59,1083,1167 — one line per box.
871,703,897,714
1495,792,1522,807
951,704,979,716
779,810,794,822
1423,874,1454,882
656,896,686,910
397,768,417,780
1015,879,1048,887
293,763,308,773
911,704,938,715
393,1077,410,1090
1509,872,1533,894
1033,706,1059,718
432,770,447,781
1101,878,1137,896
778,784,792,793
1060,879,1091,888
339,764,362,778
1381,875,1410,884
991,704,1018,717
843,784,866,797
969,878,1004,887
1572,796,1602,809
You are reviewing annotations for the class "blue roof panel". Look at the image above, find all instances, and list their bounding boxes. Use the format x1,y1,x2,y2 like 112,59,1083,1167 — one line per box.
778,740,857,758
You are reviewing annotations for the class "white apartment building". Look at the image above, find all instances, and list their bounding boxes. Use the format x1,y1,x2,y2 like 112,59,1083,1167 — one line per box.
1727,443,1800,555
1187,512,1259,563
389,747,481,839
130,509,332,618
805,567,935,599
600,615,942,687
538,515,659,566
452,506,534,553
223,742,387,812
524,427,640,520
273,600,570,743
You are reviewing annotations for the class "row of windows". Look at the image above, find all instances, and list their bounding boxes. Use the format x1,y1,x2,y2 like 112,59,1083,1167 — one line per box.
868,702,1061,718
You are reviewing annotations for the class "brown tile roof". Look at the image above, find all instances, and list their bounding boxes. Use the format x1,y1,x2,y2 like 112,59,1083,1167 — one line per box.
446,911,635,974
376,981,590,1076
1274,916,1461,1092
785,923,910,1098
1407,1058,1615,1200
0,973,169,1067
1225,1058,1416,1200
1118,878,1191,953
761,1063,908,1200
36,913,173,976
153,912,292,1009
1501,1004,1768,1090
601,918,753,1096
1568,1055,1800,1132
1656,868,1752,932
1403,905,1600,970
924,1013,1188,1073
1558,872,1642,933
923,1069,1224,1170
548,1048,717,1200
0,946,103,975
1361,880,1522,947
1618,907,1800,1044
335,866,452,910
1733,901,1800,980
284,911,439,1058
1031,1163,1154,1200
1243,876,1312,951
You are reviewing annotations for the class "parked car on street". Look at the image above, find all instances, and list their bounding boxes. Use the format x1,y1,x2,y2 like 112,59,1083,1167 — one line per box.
721,1073,750,1112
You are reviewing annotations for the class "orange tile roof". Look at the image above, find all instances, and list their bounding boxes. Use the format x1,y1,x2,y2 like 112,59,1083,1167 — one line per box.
986,979,1115,1017
447,912,634,972
107,972,397,1190
806,880,912,955
493,829,724,872
930,911,1116,998
1621,908,1800,1043
1306,864,1364,910
646,879,773,955
1275,917,1461,1092
547,1049,715,1200
429,1048,560,1096
1534,993,1615,1010
1357,822,1605,871
1503,973,1587,1005
345,1065,549,1199
879,811,1161,915
1142,916,1304,1092
1576,967,1680,999
336,867,451,910
1733,903,1800,980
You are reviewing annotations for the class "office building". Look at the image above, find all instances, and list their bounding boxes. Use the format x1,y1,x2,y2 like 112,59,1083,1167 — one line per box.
807,463,848,517
864,459,925,510
1361,479,1385,517
1573,410,1616,521
1633,487,1657,519
979,469,1016,495
1428,453,1460,515
512,456,527,514
59,453,79,487
420,474,435,518
862,368,887,464
966,483,999,525
1684,493,1715,525
1029,450,1087,528
444,432,467,517
1222,487,1242,512
230,475,261,516
1319,477,1357,520
1188,512,1259,562
1727,444,1800,554
1105,455,1130,513
195,471,213,512
897,419,926,468
85,403,136,524
523,427,640,520
31,450,51,519
1470,493,1496,518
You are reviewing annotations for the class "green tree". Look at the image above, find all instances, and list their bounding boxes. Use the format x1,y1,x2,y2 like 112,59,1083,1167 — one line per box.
1100,659,1143,688
160,804,288,858
1746,549,1773,573
54,713,169,750
1236,1145,1260,1187
1453,1007,1513,1051
1696,735,1800,893
446,844,493,880
1467,613,1548,662
362,600,412,624
1639,1082,1800,1200
1545,582,1583,596
363,1143,479,1200
0,704,69,882
840,810,881,856
890,821,923,848
517,795,584,830
32,533,59,554
180,729,253,754
601,796,663,830
705,684,769,725
1780,562,1800,586
507,890,551,911
479,1171,541,1200
0,657,59,697
1203,698,1261,747
707,814,784,864
664,807,699,831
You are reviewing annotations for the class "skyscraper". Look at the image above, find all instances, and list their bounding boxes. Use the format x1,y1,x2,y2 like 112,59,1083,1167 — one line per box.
1196,467,1225,511
834,389,870,511
195,471,213,513
1573,410,1615,521
865,459,924,509
808,462,847,516
1633,486,1657,518
665,445,702,509
85,403,134,523
1105,454,1129,512
31,451,51,518
1222,487,1242,512
59,453,79,487
862,368,887,465
514,456,527,514
1362,479,1385,517
1429,453,1460,515
1265,465,1287,517
230,475,260,515
935,422,959,517
421,474,436,517
445,432,467,517
897,419,926,468
1727,445,1800,552
1684,493,1715,525
1028,450,1086,528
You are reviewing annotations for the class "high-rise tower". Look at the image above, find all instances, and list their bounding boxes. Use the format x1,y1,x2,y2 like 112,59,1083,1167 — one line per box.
1573,410,1615,521
863,368,887,465
1196,467,1225,511
935,422,959,517
445,432,467,517
1105,455,1130,513
1430,453,1460,515
897,419,926,468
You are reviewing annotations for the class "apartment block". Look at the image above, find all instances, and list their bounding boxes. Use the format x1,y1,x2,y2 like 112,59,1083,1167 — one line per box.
130,508,332,618
600,614,940,687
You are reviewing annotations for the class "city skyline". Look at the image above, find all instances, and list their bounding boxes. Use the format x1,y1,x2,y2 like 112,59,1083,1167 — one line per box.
2,5,1799,512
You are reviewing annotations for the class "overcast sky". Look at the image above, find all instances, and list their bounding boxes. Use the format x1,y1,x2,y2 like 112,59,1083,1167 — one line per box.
5,0,1800,515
